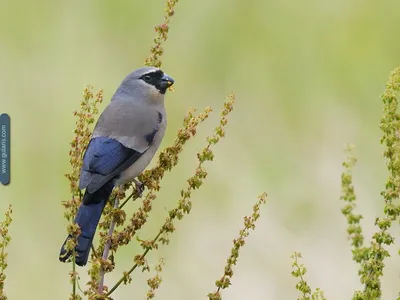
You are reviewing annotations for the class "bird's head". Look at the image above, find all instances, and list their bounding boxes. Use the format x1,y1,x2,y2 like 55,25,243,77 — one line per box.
115,67,175,104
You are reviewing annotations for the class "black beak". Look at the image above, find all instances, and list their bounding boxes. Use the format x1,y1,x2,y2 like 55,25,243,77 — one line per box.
158,73,175,94
161,73,174,86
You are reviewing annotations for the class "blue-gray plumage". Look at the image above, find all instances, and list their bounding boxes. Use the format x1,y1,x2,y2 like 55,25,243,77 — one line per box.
59,67,174,266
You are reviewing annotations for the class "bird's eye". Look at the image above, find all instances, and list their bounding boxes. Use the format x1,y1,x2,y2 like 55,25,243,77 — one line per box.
143,75,152,82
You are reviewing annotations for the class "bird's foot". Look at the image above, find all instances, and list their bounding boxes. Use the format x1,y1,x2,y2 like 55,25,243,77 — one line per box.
133,179,145,198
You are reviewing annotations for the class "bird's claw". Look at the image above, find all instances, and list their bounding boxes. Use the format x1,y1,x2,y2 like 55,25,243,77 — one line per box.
133,179,145,198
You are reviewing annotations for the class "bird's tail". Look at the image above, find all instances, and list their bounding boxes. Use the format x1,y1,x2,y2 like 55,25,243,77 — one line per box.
59,183,113,266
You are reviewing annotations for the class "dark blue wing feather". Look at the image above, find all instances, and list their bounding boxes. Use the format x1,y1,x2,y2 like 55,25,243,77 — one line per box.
60,137,144,266
86,137,134,175
79,137,143,195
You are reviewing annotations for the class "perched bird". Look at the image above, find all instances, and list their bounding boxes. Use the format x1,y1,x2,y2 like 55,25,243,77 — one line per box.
59,67,174,266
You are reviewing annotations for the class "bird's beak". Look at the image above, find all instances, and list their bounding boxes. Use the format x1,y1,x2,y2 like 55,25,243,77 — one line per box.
161,73,175,87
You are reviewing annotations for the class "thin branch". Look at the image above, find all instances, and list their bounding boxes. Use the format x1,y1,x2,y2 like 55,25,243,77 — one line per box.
106,230,163,296
119,192,136,209
106,94,235,297
97,197,120,294
208,193,267,299
91,244,98,259
144,0,180,67
72,250,76,296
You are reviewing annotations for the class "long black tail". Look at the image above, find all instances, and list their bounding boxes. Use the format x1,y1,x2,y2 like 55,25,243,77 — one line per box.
59,182,113,266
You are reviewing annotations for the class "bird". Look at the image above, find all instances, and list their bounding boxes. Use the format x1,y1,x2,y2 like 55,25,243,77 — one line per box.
59,66,174,266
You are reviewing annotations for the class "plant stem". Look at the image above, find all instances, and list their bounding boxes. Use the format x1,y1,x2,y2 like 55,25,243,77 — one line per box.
72,249,76,297
106,230,163,296
91,244,98,259
119,192,135,209
97,197,120,294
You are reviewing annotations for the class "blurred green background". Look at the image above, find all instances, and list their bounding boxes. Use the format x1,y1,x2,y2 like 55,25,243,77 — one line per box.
1,0,400,299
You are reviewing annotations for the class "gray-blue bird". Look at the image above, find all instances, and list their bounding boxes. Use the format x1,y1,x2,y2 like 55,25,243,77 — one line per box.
59,67,174,266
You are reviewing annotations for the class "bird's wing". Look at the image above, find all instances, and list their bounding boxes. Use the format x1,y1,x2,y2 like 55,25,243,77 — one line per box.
79,100,164,195
79,137,145,195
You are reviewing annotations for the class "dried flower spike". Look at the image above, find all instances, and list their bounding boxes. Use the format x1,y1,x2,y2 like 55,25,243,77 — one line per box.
106,95,235,297
145,0,179,67
0,205,12,300
208,192,267,300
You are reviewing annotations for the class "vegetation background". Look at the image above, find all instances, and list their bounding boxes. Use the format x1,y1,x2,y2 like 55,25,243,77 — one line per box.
1,1,400,299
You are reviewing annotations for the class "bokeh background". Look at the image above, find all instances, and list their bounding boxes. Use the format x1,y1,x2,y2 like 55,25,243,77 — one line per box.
1,1,400,299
